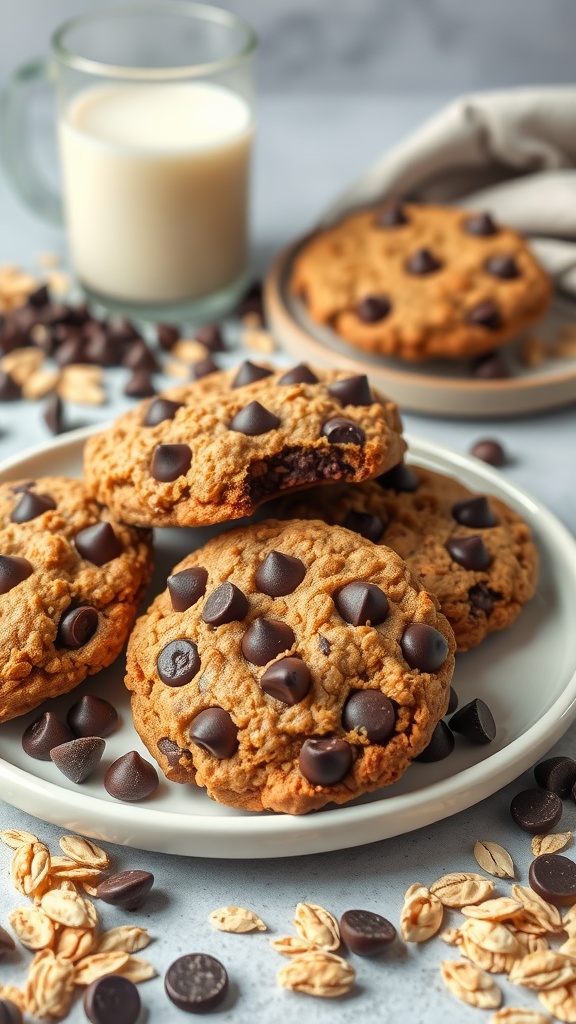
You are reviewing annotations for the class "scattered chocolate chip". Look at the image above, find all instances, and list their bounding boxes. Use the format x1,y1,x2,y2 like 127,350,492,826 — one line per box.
27,284,49,308
193,355,219,380
96,869,154,911
195,324,225,352
165,953,228,1013
406,248,442,274
85,329,120,367
328,375,373,407
229,400,280,435
299,736,353,786
467,301,502,330
471,353,511,379
168,567,208,612
342,690,396,743
67,695,118,738
469,582,496,615
22,712,74,760
340,909,397,956
108,316,141,344
0,925,16,956
104,751,159,802
157,737,191,767
255,550,306,597
75,522,122,566
534,756,576,798
235,280,264,320
202,582,249,626
356,295,392,323
510,788,563,835
124,370,155,398
144,397,184,427
464,212,498,236
529,854,576,907
0,371,21,401
55,335,87,366
376,462,419,492
452,496,497,528
84,974,141,1024
445,534,492,571
414,720,456,762
374,199,408,228
157,639,200,686
449,698,496,744
10,481,34,493
321,417,365,445
50,736,105,783
57,606,98,648
44,394,64,435
343,509,386,543
447,687,458,715
277,364,319,385
0,554,33,593
241,618,295,666
11,490,55,523
260,657,311,705
319,635,331,656
335,581,388,627
150,443,192,482
157,323,180,350
401,623,449,672
0,1000,21,1024
123,341,159,373
231,361,273,388
470,439,506,467
189,707,238,758
485,255,520,280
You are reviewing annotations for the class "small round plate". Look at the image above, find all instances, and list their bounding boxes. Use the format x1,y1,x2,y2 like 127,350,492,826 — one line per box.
265,238,576,418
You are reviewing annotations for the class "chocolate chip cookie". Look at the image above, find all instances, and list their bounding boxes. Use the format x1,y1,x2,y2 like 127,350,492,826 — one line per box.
0,477,153,722
125,519,455,814
83,365,405,528
276,464,538,651
291,202,552,361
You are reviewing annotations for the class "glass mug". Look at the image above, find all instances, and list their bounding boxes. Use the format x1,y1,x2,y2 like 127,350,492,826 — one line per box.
1,3,257,319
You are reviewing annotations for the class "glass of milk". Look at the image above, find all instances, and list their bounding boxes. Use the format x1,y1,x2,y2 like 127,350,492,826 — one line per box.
1,3,257,319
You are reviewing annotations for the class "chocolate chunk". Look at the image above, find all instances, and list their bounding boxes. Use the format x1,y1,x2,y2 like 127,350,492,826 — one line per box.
22,711,74,761
328,375,373,407
445,534,491,571
50,736,105,783
85,330,120,367
104,751,159,802
57,606,98,648
357,295,392,323
157,639,200,686
534,756,576,799
11,490,55,523
414,720,455,762
232,361,273,388
168,567,208,612
123,341,159,373
528,854,576,907
195,324,225,352
447,687,458,715
165,953,228,1013
96,870,154,911
157,737,191,767
202,582,249,625
469,582,496,615
468,301,502,330
342,690,396,743
255,550,306,597
406,248,442,275
0,371,21,401
335,581,388,627
124,370,155,398
319,635,331,656
374,199,408,228
189,707,238,758
449,698,496,744
241,618,295,666
510,788,563,835
150,443,192,482
75,522,122,566
157,323,180,350
0,554,33,593
277,364,319,385
260,657,311,705
376,462,419,493
84,975,140,1024
470,439,506,467
452,496,497,528
299,736,353,786
0,925,16,956
229,401,280,435
471,353,511,380
67,695,118,738
340,909,396,956
0,1000,21,1024
144,398,184,427
464,212,498,236
55,335,87,367
28,284,49,308
485,255,520,280
401,623,449,672
343,509,386,543
44,394,64,435
193,356,219,380
321,417,365,445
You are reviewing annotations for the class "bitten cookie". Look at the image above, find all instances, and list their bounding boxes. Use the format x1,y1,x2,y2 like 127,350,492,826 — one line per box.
290,202,552,361
276,464,539,651
83,364,406,528
125,519,455,814
0,477,153,722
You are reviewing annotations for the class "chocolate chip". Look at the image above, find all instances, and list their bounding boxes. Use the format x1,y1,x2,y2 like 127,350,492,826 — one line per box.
464,212,498,236
319,635,331,656
11,490,55,523
452,496,497,528
374,199,407,228
195,324,225,352
236,280,264,319
528,854,576,907
299,736,353,786
534,756,576,799
75,522,122,566
510,788,563,835
67,695,118,738
376,462,419,492
85,330,120,367
22,711,74,760
144,398,184,427
189,707,238,758
0,554,32,593
84,975,140,1024
342,690,396,743
0,925,16,956
260,657,311,705
321,417,365,445
168,567,208,612
229,401,280,435
343,509,386,543
328,375,373,407
414,720,455,762
57,606,98,648
165,953,228,1014
96,870,154,911
340,909,396,956
401,623,449,672
150,443,192,482
485,255,520,280
467,301,502,330
449,698,496,744
335,581,388,627
55,335,87,367
44,394,64,435
202,582,249,626
447,686,458,715
0,371,21,401
28,284,49,308
157,639,200,686
157,737,191,767
108,316,141,344
357,295,392,323
50,736,105,783
241,618,295,666
277,364,319,385
471,353,511,380
0,1000,21,1024
469,582,496,615
406,248,442,275
193,355,219,380
231,361,273,388
124,370,156,398
255,551,306,597
11,481,34,493
157,323,180,350
445,534,492,571
470,439,506,467
104,751,159,802
123,341,159,373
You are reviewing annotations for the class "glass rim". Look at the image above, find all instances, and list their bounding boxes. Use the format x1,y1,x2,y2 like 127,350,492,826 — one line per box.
51,1,257,80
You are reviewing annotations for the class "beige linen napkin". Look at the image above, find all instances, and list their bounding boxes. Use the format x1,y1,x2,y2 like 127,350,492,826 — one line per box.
322,87,576,294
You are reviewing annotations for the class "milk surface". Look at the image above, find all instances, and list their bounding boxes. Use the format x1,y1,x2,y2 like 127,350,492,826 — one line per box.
58,82,253,304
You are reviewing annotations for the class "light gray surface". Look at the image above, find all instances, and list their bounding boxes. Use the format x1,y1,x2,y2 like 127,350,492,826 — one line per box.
0,93,575,1022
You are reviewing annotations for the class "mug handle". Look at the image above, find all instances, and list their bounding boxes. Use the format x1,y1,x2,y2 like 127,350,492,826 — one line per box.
0,58,63,227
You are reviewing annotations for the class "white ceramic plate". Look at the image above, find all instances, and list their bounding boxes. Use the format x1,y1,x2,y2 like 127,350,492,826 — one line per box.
1,427,576,858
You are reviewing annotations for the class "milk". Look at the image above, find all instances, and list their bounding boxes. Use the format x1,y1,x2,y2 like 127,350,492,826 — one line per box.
58,82,253,304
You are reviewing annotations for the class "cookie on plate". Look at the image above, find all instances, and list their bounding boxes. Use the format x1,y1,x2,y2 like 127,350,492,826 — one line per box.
125,518,455,814
275,464,538,651
83,364,406,528
290,202,552,361
0,477,153,722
